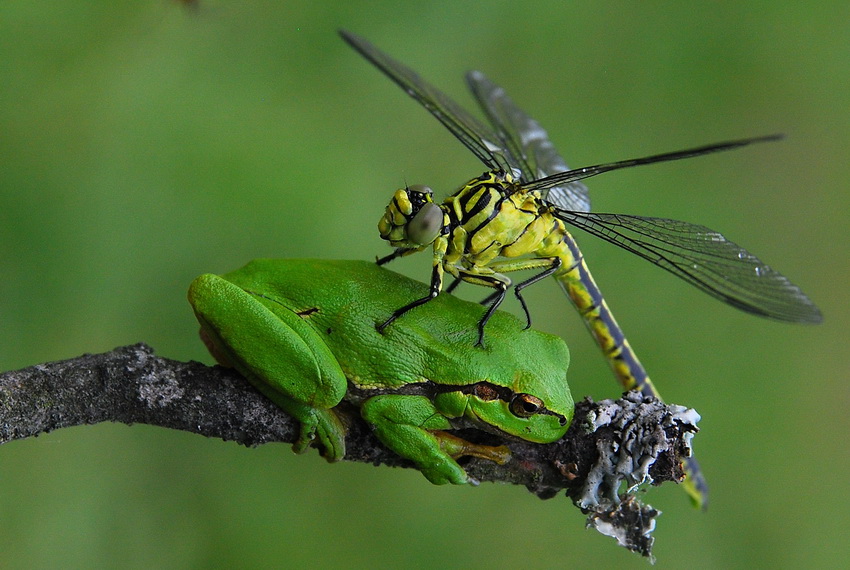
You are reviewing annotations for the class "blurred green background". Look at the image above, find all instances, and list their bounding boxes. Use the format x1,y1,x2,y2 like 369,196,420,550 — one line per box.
1,1,847,568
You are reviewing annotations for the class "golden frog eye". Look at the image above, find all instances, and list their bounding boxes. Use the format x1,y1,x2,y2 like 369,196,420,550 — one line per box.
509,394,543,418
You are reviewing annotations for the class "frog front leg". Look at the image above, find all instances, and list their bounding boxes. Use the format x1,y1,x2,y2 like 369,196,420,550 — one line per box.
361,395,511,484
188,274,347,460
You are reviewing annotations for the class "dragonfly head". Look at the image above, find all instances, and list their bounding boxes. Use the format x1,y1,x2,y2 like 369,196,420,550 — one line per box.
378,184,444,248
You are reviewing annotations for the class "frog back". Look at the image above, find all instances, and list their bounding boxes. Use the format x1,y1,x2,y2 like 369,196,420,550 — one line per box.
222,259,570,411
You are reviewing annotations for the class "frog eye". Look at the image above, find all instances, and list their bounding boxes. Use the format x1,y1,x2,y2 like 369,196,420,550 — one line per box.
473,383,499,401
406,202,442,245
509,394,544,418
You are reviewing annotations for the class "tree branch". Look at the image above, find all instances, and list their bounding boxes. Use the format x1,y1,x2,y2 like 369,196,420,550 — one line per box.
0,343,699,558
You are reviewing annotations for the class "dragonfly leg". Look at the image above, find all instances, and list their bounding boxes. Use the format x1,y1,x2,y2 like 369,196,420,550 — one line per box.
377,263,445,333
478,290,499,306
513,257,562,329
379,234,452,332
376,247,417,266
448,267,512,346
444,276,463,294
483,257,564,329
474,277,508,347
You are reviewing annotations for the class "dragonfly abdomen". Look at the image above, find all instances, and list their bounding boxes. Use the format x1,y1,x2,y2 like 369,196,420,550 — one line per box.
551,233,660,399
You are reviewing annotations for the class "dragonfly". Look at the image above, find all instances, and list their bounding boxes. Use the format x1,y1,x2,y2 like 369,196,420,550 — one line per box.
340,30,822,507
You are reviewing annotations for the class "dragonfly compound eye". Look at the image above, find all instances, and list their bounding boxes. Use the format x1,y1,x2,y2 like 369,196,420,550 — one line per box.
406,202,442,246
509,394,544,418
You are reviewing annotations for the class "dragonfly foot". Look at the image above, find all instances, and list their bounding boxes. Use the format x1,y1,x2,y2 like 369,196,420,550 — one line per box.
376,316,395,334
474,328,487,349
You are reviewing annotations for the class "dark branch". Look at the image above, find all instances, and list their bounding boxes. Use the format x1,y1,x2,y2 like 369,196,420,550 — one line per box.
0,344,699,558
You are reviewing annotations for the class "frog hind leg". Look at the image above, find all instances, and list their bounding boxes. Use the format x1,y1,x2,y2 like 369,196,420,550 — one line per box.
189,274,347,461
249,381,347,461
198,325,345,458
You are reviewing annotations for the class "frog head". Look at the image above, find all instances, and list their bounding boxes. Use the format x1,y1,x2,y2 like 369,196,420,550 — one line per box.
471,380,572,443
435,376,573,444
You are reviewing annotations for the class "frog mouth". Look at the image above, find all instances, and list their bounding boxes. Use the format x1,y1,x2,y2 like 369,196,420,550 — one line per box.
450,412,527,443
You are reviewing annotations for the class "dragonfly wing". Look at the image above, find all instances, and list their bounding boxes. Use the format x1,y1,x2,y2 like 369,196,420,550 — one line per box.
340,30,513,174
527,135,783,199
464,71,537,180
554,209,822,323
466,70,591,212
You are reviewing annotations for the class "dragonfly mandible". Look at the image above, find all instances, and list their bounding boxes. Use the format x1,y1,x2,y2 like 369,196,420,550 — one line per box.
340,30,821,507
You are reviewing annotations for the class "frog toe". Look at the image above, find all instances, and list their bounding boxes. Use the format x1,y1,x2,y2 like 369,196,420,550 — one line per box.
291,409,346,462
315,410,346,462
291,422,317,455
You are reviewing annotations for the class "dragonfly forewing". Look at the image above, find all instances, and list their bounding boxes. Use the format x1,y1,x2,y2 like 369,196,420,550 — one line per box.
466,70,592,213
339,31,513,175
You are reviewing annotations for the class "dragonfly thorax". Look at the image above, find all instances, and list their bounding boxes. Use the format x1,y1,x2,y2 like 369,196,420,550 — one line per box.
445,171,567,263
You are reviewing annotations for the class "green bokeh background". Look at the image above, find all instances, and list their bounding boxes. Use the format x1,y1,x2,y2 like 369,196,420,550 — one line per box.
1,2,847,568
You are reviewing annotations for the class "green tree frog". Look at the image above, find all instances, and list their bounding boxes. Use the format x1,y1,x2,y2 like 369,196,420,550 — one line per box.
188,259,573,484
